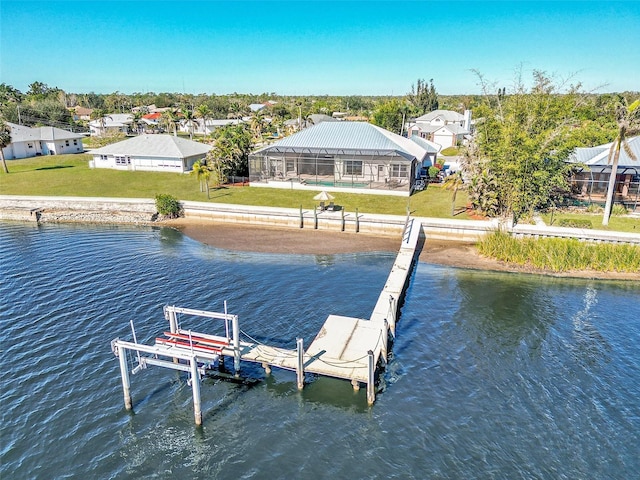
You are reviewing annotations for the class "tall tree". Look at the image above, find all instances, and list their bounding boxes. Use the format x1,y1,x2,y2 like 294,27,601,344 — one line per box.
195,104,212,136
371,98,405,134
0,119,11,173
602,99,640,225
409,78,439,116
466,69,582,222
181,107,197,139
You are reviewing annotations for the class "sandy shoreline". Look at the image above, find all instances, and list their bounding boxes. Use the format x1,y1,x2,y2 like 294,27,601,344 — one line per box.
163,219,640,282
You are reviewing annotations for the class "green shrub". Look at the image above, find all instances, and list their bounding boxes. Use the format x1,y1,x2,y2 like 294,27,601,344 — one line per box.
155,194,182,218
586,203,603,213
558,218,592,229
611,204,628,216
428,166,440,178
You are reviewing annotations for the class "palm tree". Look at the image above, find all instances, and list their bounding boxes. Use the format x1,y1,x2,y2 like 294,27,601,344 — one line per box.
195,104,212,137
181,107,196,140
90,108,111,136
161,110,178,136
191,159,211,197
602,99,640,226
442,171,464,216
0,119,12,173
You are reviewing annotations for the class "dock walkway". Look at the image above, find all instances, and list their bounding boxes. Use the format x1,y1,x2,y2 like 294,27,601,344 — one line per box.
112,215,423,423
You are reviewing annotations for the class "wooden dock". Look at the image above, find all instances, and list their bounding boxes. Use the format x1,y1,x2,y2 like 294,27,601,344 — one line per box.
112,215,422,423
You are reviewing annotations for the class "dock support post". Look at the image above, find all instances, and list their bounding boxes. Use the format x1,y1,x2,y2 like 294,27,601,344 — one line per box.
314,208,318,229
341,209,345,231
381,319,389,364
355,208,359,233
118,346,133,410
296,338,304,390
232,315,241,375
167,306,178,334
367,350,375,405
300,205,304,229
190,358,202,426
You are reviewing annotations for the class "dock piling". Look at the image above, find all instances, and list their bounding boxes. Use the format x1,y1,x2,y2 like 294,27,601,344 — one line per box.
232,314,241,375
117,345,133,410
190,357,202,426
296,338,304,390
367,350,375,405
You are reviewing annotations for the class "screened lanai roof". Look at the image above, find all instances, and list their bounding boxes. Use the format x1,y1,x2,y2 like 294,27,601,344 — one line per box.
253,122,430,162
569,136,640,168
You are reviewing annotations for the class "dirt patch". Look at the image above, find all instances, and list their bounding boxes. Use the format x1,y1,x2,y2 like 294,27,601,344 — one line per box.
163,218,640,282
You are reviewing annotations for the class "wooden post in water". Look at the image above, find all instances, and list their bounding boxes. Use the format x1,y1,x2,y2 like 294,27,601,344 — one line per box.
367,350,375,405
232,314,241,375
117,346,133,410
190,357,202,426
381,319,389,364
296,338,304,390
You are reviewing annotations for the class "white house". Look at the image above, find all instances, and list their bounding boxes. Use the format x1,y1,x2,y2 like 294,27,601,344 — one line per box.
1,122,85,159
406,109,472,149
89,134,212,173
89,113,133,136
179,118,244,136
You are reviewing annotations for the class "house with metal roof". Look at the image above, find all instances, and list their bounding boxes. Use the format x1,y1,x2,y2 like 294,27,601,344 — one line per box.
89,134,212,173
1,122,85,159
568,136,640,209
248,122,439,195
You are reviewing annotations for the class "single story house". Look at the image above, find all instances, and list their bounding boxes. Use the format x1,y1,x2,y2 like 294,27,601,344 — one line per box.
89,113,133,136
406,109,472,149
1,122,85,159
178,118,244,136
89,134,212,172
568,136,640,208
248,121,439,195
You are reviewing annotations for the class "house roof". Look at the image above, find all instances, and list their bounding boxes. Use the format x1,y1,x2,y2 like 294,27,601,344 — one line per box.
569,136,640,168
409,135,441,154
89,113,133,127
142,112,162,120
6,122,84,142
414,109,464,123
252,122,430,162
436,124,470,135
90,134,212,158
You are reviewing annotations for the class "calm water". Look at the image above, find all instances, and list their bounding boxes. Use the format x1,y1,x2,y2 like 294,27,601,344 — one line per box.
1,221,639,479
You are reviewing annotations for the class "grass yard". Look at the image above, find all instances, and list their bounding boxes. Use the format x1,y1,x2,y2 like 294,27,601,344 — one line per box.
0,154,470,219
541,212,639,234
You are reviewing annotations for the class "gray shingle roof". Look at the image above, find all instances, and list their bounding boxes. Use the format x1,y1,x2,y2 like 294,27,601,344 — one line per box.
414,109,464,123
90,134,212,158
253,122,429,162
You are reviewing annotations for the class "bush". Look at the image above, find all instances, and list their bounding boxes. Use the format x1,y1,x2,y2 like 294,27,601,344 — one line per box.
155,194,182,219
611,204,628,216
558,218,592,229
428,166,441,179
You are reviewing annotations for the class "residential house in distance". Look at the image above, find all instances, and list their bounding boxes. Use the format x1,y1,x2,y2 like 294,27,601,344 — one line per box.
1,122,85,159
249,121,438,196
89,134,211,172
178,118,244,136
406,109,472,149
69,106,94,121
568,136,640,210
89,113,133,136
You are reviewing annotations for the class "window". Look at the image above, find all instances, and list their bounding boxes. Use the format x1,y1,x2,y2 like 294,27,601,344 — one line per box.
73,140,78,146
115,156,131,165
390,164,409,178
344,160,363,176
100,155,108,161
28,143,33,149
65,140,70,146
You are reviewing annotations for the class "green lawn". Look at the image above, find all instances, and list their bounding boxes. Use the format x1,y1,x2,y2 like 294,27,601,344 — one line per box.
0,154,470,219
541,212,639,234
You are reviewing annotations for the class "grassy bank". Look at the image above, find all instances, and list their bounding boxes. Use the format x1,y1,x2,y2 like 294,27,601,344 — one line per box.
541,212,639,234
0,154,469,219
478,231,640,273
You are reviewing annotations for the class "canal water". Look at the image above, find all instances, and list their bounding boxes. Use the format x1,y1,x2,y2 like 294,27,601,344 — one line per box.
1,222,639,479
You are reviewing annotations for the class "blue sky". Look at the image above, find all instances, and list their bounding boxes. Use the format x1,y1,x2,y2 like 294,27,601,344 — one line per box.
1,1,639,96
